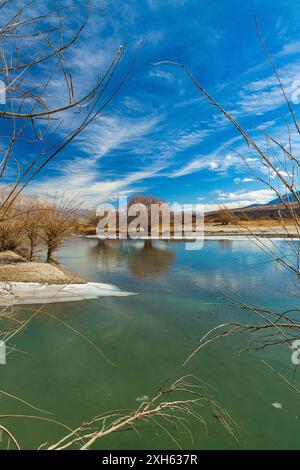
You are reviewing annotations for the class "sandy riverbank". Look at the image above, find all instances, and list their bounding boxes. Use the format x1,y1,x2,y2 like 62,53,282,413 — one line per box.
0,251,86,284
204,221,300,238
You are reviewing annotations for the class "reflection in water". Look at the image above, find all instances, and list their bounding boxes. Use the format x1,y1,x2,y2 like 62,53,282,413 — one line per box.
89,239,176,279
84,238,298,297
126,240,175,279
89,239,121,269
217,239,233,249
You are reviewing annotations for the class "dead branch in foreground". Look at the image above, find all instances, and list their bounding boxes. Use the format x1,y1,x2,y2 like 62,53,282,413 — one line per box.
0,377,238,450
183,295,300,366
47,376,238,450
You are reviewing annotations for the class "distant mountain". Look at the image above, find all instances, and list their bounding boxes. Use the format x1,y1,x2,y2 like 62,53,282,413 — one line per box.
266,190,300,206
240,190,300,212
242,191,300,209
245,203,260,208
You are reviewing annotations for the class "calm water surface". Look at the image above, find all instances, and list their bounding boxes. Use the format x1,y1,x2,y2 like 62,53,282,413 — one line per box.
2,237,300,449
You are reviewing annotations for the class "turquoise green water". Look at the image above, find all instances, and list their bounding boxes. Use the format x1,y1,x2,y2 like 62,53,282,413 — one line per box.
1,237,300,449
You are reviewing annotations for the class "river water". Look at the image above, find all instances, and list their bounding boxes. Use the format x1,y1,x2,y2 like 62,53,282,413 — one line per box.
2,237,300,449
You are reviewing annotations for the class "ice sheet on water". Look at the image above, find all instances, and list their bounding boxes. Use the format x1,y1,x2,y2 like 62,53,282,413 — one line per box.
0,281,135,305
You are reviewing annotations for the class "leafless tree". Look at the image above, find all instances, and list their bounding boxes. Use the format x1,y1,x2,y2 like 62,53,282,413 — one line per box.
84,209,100,227
129,195,165,207
0,195,26,252
40,196,79,262
128,195,166,235
23,203,42,261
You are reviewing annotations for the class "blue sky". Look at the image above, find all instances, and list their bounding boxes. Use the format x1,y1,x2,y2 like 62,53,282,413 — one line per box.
5,0,300,209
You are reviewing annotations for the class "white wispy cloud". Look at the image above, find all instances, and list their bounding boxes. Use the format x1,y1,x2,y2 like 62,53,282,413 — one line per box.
169,136,242,178
27,111,166,205
28,163,165,207
146,0,188,10
76,114,162,158
235,61,300,115
234,177,254,183
144,29,165,44
148,69,176,83
164,128,210,155
276,40,300,58
200,188,276,212
27,108,213,205
218,188,276,204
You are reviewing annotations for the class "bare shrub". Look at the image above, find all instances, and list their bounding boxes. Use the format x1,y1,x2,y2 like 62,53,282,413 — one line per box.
85,209,100,227
0,200,26,252
23,199,43,260
40,197,79,262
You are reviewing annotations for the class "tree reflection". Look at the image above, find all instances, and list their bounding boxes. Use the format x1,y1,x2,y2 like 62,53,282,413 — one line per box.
126,240,175,279
89,239,121,269
217,239,233,249
89,239,175,279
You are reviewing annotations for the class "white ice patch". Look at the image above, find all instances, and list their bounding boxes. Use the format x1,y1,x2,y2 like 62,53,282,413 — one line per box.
136,395,149,402
0,282,135,305
272,402,282,409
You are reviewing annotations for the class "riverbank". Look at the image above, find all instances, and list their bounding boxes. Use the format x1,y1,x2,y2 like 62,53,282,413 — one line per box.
204,221,300,238
0,251,86,284
79,220,300,240
0,251,134,304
